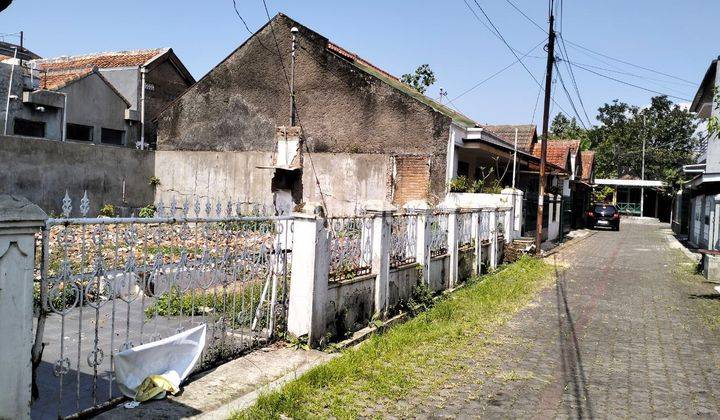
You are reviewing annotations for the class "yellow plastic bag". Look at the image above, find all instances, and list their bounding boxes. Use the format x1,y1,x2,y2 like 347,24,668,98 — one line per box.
134,374,179,402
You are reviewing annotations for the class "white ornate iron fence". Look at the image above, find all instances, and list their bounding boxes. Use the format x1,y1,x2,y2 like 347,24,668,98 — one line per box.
327,216,373,281
458,212,474,249
389,214,418,268
480,210,492,243
429,212,449,257
32,192,292,418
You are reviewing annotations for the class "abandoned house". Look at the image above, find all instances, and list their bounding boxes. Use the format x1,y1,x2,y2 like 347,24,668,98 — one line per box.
155,13,563,215
33,48,195,148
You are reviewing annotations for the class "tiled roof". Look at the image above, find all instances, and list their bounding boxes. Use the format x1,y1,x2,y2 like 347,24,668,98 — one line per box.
483,124,536,152
40,68,94,90
531,141,570,170
549,139,581,155
325,42,478,127
33,48,168,72
581,150,595,182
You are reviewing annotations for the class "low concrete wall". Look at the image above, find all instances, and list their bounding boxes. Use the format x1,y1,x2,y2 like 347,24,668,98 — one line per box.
325,275,376,339
458,248,475,281
429,255,450,292
388,263,421,308
0,135,154,215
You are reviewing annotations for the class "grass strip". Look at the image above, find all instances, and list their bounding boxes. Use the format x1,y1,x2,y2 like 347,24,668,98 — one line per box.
233,256,555,419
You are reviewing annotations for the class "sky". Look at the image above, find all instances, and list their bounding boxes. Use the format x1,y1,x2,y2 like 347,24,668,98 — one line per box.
1,0,717,128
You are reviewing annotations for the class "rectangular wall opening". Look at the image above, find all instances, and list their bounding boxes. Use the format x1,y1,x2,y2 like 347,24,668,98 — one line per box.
13,118,45,138
101,128,124,145
66,123,93,142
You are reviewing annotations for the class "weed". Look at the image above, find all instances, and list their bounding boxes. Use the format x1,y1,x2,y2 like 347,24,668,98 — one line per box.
99,204,116,217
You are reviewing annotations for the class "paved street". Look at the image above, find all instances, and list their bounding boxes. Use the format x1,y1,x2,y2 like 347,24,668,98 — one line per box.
392,219,720,418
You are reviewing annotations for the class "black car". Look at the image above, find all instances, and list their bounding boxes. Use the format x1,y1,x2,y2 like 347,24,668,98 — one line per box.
586,203,620,231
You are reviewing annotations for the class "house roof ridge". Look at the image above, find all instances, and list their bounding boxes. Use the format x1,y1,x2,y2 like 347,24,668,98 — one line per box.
33,48,168,63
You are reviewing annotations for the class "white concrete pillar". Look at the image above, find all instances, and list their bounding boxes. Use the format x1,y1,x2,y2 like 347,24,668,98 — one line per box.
472,210,482,276
287,213,329,347
447,209,460,288
489,210,498,270
0,195,47,420
414,209,432,285
369,210,393,317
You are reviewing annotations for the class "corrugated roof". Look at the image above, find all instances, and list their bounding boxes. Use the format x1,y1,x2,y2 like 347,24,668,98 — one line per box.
483,124,537,152
326,42,478,127
33,48,168,71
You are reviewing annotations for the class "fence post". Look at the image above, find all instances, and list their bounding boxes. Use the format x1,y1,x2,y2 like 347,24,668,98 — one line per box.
471,210,482,276
489,210,498,270
368,209,393,317
287,213,328,347
0,195,46,420
447,209,460,288
414,208,432,286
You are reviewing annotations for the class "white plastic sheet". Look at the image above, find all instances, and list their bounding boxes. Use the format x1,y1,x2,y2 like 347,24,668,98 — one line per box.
114,324,207,400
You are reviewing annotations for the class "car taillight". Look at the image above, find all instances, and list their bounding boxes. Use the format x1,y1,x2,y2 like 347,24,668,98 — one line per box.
612,212,619,219
586,211,594,217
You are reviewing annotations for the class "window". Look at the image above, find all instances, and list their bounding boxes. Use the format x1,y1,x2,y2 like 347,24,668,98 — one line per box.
13,118,45,138
66,123,93,142
457,161,469,177
101,128,124,145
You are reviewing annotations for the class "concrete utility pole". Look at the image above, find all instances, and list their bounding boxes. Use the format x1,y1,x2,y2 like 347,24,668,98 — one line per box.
512,127,518,189
535,9,555,254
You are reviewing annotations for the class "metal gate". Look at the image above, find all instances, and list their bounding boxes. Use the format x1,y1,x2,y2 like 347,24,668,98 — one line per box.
32,193,292,418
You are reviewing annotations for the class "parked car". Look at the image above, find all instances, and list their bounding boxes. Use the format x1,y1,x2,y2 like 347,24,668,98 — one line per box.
586,203,620,231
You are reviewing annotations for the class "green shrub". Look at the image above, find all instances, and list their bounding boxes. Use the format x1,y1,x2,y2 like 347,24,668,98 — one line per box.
138,204,157,218
448,176,471,193
99,204,116,217
148,176,161,187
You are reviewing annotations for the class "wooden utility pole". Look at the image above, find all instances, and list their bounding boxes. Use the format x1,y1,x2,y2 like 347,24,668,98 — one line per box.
535,10,555,254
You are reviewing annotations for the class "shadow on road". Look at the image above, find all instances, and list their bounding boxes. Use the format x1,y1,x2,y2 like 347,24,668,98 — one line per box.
553,255,594,419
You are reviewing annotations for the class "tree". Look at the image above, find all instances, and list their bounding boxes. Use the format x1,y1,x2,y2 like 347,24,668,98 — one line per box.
401,64,436,94
588,96,699,189
549,112,590,149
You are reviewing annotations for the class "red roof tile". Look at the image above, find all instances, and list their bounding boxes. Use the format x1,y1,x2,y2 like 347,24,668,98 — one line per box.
40,68,94,90
33,49,167,72
531,141,570,170
483,124,537,152
580,150,595,182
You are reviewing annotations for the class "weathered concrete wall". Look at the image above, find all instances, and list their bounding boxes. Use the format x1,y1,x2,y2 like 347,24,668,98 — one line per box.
60,72,135,146
388,264,420,309
302,153,390,215
99,68,139,110
145,59,191,141
0,135,154,215
156,14,452,203
429,256,450,292
154,150,275,209
325,275,375,339
154,150,391,216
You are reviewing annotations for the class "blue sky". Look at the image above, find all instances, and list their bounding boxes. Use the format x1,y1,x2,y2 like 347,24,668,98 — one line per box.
1,1,716,127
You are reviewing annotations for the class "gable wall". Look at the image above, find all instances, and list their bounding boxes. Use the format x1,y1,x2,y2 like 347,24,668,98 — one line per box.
156,14,452,203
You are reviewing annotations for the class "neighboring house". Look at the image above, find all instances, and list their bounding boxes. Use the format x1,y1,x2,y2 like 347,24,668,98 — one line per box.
33,48,195,148
0,40,41,61
681,57,720,248
41,67,134,145
155,13,560,215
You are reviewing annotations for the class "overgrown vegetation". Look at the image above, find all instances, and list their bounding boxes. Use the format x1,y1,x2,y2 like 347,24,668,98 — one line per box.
399,281,435,317
448,175,502,194
400,64,436,94
148,176,161,187
234,256,554,419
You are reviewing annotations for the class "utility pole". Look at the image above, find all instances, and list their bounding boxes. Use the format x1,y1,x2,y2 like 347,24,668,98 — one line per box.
640,115,646,217
535,8,555,254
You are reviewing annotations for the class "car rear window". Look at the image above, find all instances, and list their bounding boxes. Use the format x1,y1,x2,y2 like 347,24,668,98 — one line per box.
594,204,616,213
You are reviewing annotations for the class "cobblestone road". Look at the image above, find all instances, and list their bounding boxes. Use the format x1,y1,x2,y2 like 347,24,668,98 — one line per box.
397,219,720,419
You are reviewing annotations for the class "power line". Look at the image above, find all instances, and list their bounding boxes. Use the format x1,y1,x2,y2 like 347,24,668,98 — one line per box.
463,0,573,118
555,34,592,126
450,37,547,102
567,60,692,102
501,0,696,87
553,61,588,130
